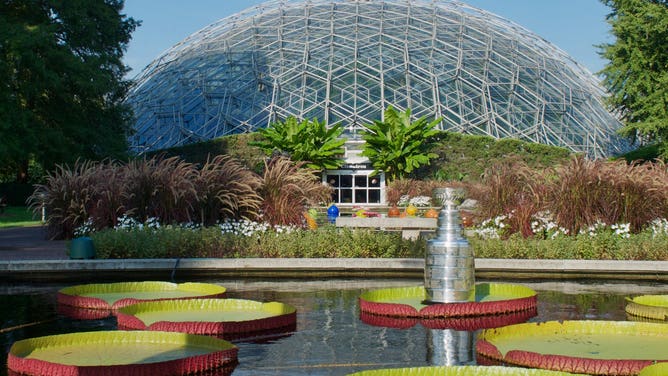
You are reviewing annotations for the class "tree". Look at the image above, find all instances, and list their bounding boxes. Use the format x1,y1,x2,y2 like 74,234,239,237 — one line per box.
598,0,668,158
251,116,347,170
360,106,441,181
0,0,139,182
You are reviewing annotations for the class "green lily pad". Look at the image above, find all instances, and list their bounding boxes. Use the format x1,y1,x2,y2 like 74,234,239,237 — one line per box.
347,365,578,375
359,283,536,318
626,295,668,321
639,362,668,376
116,298,297,338
477,320,668,375
8,330,237,375
58,281,227,309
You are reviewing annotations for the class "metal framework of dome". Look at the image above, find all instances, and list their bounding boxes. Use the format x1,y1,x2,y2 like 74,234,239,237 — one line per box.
127,0,628,158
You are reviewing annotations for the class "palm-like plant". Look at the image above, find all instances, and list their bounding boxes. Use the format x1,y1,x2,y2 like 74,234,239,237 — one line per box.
251,116,346,170
361,106,441,181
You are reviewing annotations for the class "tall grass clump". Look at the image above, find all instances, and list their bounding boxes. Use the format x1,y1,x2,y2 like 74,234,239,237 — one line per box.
30,160,100,239
468,159,546,237
123,156,198,225
467,155,668,238
193,155,262,226
259,156,332,226
29,155,272,239
544,156,668,234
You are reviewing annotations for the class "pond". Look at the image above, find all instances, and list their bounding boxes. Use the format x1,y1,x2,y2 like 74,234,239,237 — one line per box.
1,278,664,375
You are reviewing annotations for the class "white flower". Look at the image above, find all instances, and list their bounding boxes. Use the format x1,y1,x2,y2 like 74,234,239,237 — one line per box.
397,195,411,206
408,195,432,207
74,218,94,237
649,218,668,237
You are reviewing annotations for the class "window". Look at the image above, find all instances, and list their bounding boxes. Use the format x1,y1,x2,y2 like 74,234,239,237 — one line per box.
325,170,384,205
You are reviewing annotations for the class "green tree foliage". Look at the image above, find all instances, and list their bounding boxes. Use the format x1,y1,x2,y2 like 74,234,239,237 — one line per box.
0,0,139,182
251,116,346,170
361,106,441,181
598,0,668,157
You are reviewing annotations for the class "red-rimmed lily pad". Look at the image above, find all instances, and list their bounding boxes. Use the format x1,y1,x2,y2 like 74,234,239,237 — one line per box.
360,307,536,331
476,320,668,375
359,283,536,318
7,330,238,376
57,281,227,311
347,365,579,375
116,298,297,340
639,362,668,376
626,295,668,321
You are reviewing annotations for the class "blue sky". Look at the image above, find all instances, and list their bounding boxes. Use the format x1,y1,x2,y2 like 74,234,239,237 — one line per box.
122,0,612,78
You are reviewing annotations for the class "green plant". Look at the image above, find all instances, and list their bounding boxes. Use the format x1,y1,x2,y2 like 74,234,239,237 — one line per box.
470,229,668,261
89,220,668,261
259,156,333,226
90,224,425,259
251,116,347,170
361,106,441,181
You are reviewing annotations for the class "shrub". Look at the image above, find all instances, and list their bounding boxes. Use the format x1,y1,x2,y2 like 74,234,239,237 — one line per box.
417,131,572,182
89,220,668,261
90,224,424,259
470,229,668,261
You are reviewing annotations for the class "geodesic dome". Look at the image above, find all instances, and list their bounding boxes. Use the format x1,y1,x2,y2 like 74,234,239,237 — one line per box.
127,0,629,158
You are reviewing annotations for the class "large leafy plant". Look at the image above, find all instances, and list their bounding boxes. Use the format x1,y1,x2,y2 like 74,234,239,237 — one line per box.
361,106,441,181
251,116,346,170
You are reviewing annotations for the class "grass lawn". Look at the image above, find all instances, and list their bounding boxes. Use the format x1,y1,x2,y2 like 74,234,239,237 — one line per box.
0,206,42,228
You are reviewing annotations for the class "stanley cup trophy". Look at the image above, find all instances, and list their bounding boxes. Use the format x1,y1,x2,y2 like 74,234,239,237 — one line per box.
424,187,475,303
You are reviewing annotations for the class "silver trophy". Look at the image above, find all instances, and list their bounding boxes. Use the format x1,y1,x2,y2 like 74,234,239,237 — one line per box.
424,187,475,303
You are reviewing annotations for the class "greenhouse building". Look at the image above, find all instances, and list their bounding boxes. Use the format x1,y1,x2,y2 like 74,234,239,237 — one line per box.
126,0,629,205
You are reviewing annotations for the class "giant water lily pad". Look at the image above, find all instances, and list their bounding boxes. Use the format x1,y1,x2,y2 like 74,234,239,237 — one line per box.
359,283,536,318
347,365,578,375
58,281,227,310
7,330,238,375
639,362,668,376
360,308,536,331
477,320,668,375
626,295,668,321
116,298,297,339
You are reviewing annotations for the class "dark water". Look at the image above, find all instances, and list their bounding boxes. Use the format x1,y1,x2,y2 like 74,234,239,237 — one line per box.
1,278,665,375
